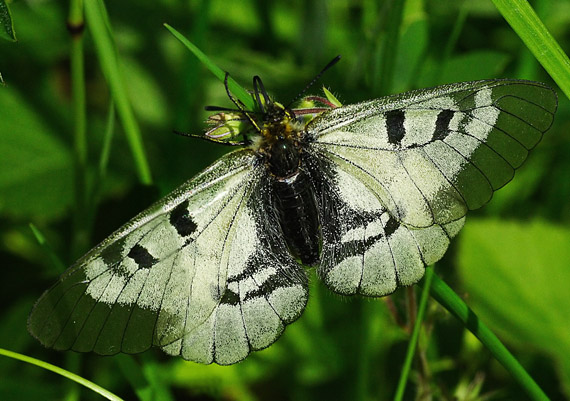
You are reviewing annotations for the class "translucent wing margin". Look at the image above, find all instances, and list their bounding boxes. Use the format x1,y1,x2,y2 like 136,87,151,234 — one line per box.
308,80,557,228
28,149,308,365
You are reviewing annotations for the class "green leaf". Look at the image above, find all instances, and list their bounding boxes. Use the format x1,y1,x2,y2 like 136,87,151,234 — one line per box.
0,87,72,219
322,87,342,107
458,219,570,396
0,0,16,41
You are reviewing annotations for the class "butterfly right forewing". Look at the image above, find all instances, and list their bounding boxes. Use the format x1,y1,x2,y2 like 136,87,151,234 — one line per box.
308,80,557,228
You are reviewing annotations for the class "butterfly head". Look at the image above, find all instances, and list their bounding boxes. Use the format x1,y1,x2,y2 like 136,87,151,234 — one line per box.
201,56,342,147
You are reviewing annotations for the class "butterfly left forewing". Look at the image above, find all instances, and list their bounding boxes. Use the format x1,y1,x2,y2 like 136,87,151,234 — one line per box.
28,150,258,354
308,80,557,228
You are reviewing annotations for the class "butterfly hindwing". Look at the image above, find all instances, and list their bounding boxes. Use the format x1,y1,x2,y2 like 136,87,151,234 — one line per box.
305,154,464,296
164,173,308,364
28,149,308,364
308,80,557,228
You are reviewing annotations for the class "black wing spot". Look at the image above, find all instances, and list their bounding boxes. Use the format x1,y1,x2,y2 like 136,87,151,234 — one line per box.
169,200,197,237
220,289,240,306
101,238,126,266
386,109,406,145
433,109,455,141
127,244,158,269
384,216,400,237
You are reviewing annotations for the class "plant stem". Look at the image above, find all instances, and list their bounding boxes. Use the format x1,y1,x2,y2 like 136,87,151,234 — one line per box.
0,348,123,401
394,266,434,401
426,267,550,401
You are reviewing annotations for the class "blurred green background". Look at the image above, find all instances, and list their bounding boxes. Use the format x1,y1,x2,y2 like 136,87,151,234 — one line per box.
1,0,570,400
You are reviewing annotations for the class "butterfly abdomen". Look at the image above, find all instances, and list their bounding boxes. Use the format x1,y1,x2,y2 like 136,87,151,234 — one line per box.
267,138,320,266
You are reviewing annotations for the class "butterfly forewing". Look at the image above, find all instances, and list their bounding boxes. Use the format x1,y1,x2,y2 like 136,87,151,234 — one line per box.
308,80,557,228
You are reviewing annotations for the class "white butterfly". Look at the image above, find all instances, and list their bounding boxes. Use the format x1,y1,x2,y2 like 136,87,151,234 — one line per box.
28,65,557,365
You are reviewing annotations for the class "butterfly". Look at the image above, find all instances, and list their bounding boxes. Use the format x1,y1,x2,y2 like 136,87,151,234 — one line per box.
28,59,557,365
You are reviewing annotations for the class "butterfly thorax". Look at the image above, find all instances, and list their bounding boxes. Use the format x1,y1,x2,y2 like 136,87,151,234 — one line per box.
257,102,306,177
254,104,321,266
266,138,300,177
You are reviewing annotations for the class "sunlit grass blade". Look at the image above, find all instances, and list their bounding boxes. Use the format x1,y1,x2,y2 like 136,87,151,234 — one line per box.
425,267,549,401
163,23,255,111
84,0,152,185
0,348,124,401
492,0,570,100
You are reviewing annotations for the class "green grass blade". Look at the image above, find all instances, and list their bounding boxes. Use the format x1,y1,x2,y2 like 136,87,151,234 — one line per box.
163,23,255,111
29,223,67,274
0,0,17,41
0,348,124,401
426,267,550,401
394,266,434,401
86,101,116,235
98,101,116,186
492,0,570,99
68,0,90,259
85,0,152,185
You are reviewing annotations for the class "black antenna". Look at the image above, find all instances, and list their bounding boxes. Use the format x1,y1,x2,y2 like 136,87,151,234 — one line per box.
223,72,244,111
253,75,272,114
285,55,341,109
223,72,262,133
204,105,242,112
